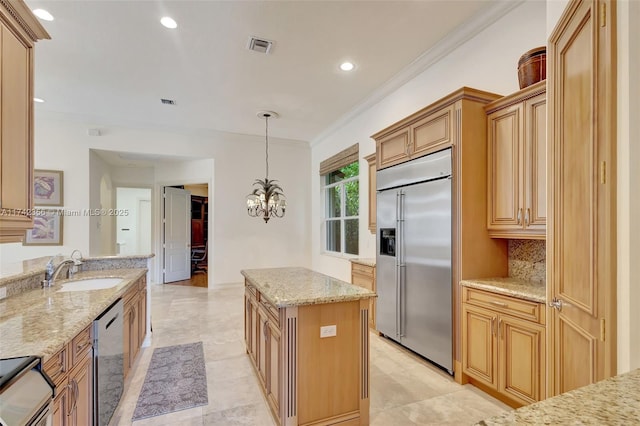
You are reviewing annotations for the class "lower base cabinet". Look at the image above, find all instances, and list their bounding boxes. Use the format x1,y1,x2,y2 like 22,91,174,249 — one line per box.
244,281,371,425
46,325,93,426
47,276,147,426
461,287,545,407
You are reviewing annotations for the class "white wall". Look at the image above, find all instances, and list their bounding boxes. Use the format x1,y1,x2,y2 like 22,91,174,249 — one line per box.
0,112,311,285
310,1,547,282
615,0,640,374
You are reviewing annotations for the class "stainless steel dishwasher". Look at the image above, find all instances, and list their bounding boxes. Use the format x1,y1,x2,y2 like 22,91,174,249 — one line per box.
93,299,123,426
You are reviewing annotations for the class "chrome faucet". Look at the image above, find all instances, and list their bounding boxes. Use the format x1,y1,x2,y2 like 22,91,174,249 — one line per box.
42,258,76,288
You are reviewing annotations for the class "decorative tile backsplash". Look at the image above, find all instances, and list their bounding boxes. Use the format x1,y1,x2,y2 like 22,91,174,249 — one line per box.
508,239,546,283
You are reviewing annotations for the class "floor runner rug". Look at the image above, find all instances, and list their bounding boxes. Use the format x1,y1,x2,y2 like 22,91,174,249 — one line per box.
132,341,208,420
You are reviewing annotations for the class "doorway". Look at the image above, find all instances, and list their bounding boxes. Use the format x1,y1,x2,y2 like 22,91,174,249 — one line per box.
162,183,210,286
116,187,152,255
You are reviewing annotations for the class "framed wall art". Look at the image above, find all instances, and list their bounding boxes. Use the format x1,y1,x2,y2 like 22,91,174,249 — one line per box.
23,210,63,246
34,169,64,206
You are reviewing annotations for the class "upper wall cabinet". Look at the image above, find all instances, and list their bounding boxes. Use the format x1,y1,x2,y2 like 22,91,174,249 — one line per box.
485,81,546,239
373,103,454,170
0,1,50,242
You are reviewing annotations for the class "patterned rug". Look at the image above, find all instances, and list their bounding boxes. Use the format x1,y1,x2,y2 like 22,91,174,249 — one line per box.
132,341,208,421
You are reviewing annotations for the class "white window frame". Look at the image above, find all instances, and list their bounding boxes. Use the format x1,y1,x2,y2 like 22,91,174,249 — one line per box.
322,169,359,256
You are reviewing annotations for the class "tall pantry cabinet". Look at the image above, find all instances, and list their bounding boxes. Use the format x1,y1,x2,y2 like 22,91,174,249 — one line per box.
0,0,50,242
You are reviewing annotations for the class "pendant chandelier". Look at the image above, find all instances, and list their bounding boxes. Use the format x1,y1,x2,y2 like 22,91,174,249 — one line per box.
246,111,286,223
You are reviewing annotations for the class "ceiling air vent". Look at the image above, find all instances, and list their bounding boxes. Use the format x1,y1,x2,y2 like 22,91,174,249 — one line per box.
161,98,176,105
247,36,274,54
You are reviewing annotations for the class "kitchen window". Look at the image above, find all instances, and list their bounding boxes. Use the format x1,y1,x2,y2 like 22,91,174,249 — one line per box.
320,144,359,255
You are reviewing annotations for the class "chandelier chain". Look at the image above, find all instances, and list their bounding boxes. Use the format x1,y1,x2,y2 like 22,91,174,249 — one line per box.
265,115,269,179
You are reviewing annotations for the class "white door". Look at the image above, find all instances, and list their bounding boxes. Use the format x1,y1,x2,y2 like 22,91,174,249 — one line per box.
163,187,191,283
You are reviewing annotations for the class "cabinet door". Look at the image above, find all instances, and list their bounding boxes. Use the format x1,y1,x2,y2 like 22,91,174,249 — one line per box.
462,305,497,389
257,308,269,386
69,355,92,426
51,381,69,426
498,315,545,405
129,298,139,366
376,128,410,169
487,103,523,231
138,289,147,348
267,320,281,420
244,290,252,355
411,105,453,158
548,0,616,393
365,153,376,234
523,94,546,232
0,22,33,239
248,297,259,366
123,305,131,378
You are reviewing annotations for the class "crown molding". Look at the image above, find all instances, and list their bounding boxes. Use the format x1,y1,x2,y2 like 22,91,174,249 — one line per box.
310,0,525,147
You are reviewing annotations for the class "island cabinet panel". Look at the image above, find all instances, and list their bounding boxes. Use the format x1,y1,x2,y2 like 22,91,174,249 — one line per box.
243,276,372,426
297,301,360,425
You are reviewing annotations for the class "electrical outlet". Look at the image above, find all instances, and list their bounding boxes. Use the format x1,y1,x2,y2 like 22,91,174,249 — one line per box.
0,287,6,300
320,325,337,338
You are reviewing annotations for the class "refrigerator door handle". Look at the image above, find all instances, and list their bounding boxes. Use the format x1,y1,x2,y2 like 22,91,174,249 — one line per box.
395,191,400,337
398,190,406,338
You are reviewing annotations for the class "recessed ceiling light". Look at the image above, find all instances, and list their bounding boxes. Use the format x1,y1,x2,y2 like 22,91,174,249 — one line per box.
33,97,45,103
32,9,54,21
340,62,355,71
160,17,177,29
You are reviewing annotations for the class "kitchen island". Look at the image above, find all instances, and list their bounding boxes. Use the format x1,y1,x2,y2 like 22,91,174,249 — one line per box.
241,267,376,426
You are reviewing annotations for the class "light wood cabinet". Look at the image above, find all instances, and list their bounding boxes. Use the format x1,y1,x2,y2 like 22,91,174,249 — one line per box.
68,354,92,426
547,0,617,396
0,1,49,242
461,287,545,407
244,280,371,425
374,105,453,170
364,153,376,234
350,260,376,329
51,382,68,426
44,324,93,426
486,81,546,239
123,276,146,378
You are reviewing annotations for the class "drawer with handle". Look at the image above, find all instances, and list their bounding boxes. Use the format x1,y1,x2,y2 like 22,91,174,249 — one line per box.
70,324,92,367
43,346,68,386
463,287,544,324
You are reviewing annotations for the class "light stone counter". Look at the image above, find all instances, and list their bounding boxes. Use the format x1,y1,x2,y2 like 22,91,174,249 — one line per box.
241,267,375,308
0,268,146,361
460,277,545,304
350,258,376,267
478,369,640,425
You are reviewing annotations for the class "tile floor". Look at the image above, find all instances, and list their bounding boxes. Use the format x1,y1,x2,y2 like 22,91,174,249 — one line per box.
110,282,510,426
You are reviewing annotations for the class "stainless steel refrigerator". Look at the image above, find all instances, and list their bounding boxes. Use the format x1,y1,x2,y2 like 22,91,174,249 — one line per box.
376,148,453,373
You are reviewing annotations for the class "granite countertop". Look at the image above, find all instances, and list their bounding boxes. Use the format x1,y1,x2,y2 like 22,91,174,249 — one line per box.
0,268,146,360
460,277,546,304
350,258,376,267
241,267,376,308
478,369,640,425
0,253,154,283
